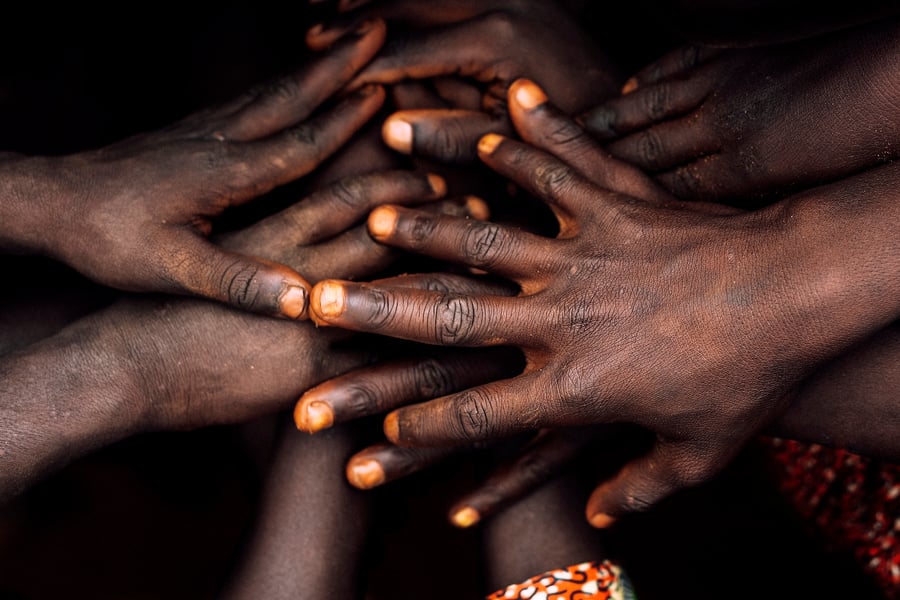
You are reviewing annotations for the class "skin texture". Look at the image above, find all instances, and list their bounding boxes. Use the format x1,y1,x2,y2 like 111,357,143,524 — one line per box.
221,420,370,600
581,19,900,204
307,0,619,162
307,80,900,525
0,168,483,500
0,21,387,319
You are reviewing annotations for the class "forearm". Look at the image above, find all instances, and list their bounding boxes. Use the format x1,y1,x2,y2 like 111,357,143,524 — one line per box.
0,312,140,500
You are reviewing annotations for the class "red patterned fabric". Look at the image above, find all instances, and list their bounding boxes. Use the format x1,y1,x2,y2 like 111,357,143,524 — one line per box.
765,438,900,598
486,560,635,600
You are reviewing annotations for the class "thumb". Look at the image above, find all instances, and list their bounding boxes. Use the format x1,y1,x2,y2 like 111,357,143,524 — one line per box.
585,440,717,527
174,237,310,319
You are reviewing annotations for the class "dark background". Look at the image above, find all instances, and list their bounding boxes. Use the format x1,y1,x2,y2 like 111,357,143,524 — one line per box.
0,2,884,598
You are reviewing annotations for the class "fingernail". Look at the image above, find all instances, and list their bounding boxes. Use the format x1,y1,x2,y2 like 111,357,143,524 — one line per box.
464,196,490,221
588,512,616,528
355,18,375,36
280,285,308,320
512,79,547,110
307,23,325,39
296,400,334,433
346,459,386,489
382,116,413,154
477,133,504,156
621,77,639,95
312,281,346,321
368,206,398,238
427,173,447,196
450,506,481,528
383,412,400,442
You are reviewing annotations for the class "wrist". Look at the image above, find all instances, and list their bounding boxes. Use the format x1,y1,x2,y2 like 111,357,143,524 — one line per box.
0,155,73,257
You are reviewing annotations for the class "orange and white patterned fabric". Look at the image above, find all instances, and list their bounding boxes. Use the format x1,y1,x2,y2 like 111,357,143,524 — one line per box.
486,560,636,600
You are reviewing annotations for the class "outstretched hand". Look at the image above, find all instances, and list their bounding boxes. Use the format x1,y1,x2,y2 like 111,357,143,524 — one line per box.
0,21,386,319
306,78,894,525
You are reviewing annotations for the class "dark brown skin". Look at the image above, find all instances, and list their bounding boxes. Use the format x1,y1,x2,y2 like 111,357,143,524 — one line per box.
581,18,900,204
0,168,484,500
307,0,619,162
0,21,388,320
222,420,370,600
307,79,900,526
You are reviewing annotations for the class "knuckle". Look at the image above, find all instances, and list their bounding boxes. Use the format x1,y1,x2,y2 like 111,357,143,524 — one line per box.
201,143,236,173
345,385,380,419
546,118,588,147
642,84,671,121
412,359,454,398
462,222,504,268
680,46,702,71
290,123,319,147
667,165,704,198
406,214,438,247
329,176,367,209
219,260,263,309
533,163,576,205
636,129,664,170
434,294,478,344
453,389,494,442
361,287,396,329
430,121,471,162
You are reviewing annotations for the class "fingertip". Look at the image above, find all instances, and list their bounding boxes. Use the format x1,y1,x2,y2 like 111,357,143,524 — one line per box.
309,280,346,325
279,282,309,320
295,397,335,433
449,506,481,529
510,78,548,111
367,205,399,239
382,116,413,154
464,196,490,221
426,173,447,197
587,511,617,529
477,133,505,157
621,77,639,95
346,458,386,489
383,411,400,443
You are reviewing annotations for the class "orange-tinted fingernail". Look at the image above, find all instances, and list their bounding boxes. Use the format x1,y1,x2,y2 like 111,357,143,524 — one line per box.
464,196,490,221
382,116,413,154
383,412,400,442
621,77,638,95
450,506,481,528
295,400,334,433
368,206,398,238
513,79,547,110
280,285,308,319
311,281,345,322
346,458,385,489
427,173,446,196
588,512,616,528
478,133,504,156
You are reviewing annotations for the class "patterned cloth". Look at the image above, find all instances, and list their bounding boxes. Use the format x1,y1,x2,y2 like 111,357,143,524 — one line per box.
765,438,900,598
486,560,636,600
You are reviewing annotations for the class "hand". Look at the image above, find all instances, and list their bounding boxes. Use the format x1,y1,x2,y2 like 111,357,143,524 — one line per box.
0,21,386,319
580,19,900,204
306,79,900,525
306,0,619,162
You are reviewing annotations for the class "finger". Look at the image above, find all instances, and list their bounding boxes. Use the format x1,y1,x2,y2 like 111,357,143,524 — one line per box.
623,46,721,92
448,428,595,528
223,85,386,203
169,235,310,319
384,373,547,447
606,117,719,172
244,171,446,247
508,79,675,204
296,347,521,432
373,272,517,297
585,441,718,527
476,133,615,232
391,81,448,110
309,279,518,346
219,19,386,140
366,204,558,280
577,79,708,141
382,109,510,162
296,196,491,282
345,442,457,489
432,77,483,111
